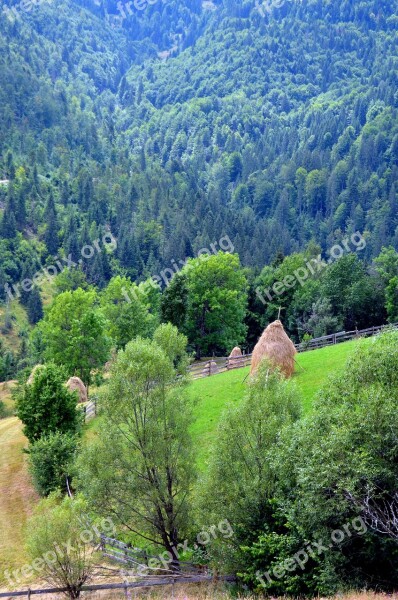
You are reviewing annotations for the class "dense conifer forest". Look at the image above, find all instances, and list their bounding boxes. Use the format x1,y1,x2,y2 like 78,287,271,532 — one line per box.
2,0,398,368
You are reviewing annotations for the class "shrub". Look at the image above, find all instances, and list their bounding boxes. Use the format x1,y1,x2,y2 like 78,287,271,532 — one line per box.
0,399,8,419
16,362,82,444
29,432,78,496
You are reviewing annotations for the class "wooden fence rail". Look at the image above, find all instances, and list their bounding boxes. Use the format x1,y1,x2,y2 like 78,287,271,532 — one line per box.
82,399,97,423
0,575,235,598
100,535,206,575
189,322,398,380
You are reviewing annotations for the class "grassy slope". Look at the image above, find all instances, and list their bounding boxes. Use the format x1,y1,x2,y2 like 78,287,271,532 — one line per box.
0,300,29,353
0,414,38,585
0,337,368,587
189,339,363,468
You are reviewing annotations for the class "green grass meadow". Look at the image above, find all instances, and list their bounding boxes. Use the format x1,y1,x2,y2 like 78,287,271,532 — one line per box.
0,336,374,586
189,339,368,468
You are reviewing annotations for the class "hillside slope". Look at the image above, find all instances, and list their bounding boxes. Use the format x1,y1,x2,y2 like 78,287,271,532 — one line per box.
0,415,38,586
1,0,398,304
189,338,362,467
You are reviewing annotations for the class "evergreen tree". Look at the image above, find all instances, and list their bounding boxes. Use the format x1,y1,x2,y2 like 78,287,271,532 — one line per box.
1,188,17,239
44,193,59,256
27,287,44,325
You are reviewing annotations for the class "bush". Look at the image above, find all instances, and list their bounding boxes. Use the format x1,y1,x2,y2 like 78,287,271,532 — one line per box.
199,363,301,574
0,399,8,419
26,494,102,598
29,432,78,496
15,362,82,444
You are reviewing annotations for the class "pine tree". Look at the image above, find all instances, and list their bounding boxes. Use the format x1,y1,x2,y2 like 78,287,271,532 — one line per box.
86,251,105,288
2,187,17,239
44,193,59,256
27,287,44,325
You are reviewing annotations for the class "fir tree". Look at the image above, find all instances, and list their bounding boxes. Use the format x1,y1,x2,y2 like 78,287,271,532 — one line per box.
27,287,44,325
44,193,59,256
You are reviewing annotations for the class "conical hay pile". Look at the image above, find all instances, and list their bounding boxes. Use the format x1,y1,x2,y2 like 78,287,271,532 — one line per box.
250,320,297,378
66,377,88,403
228,346,245,369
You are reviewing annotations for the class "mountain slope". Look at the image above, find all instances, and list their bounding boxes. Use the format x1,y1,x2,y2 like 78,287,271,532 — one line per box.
0,0,397,303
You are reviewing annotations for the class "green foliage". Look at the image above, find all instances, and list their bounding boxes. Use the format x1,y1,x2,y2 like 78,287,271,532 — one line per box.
15,363,81,444
160,273,189,331
54,268,89,294
76,334,195,557
100,276,157,349
182,253,248,356
374,246,398,284
0,339,16,382
28,432,78,496
298,298,342,338
386,276,398,322
265,331,398,592
152,322,190,376
191,333,398,593
199,363,301,573
0,399,8,419
39,288,111,386
26,287,43,325
26,494,101,599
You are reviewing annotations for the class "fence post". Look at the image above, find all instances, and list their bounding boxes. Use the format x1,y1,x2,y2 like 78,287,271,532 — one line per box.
27,589,31,600
124,581,132,599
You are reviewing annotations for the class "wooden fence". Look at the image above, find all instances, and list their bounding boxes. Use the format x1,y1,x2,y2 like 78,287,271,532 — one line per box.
294,322,398,352
100,535,207,575
1,536,224,598
189,322,398,380
0,575,235,598
82,399,97,422
189,353,252,379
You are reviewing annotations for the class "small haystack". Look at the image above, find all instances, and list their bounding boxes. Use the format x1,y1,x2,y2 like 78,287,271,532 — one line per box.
250,320,297,378
227,346,245,370
202,361,219,376
66,377,88,404
27,364,44,385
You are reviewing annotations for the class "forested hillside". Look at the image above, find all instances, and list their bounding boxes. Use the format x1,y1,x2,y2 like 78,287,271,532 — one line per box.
1,0,398,362
4,4,398,595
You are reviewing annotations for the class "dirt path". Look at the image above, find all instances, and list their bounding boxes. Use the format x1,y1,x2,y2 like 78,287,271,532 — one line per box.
0,417,38,586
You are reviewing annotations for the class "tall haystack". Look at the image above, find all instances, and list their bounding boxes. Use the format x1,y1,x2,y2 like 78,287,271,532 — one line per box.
227,346,245,370
66,377,88,404
250,320,297,378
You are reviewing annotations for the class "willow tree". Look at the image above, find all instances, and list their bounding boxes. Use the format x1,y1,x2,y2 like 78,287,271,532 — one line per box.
76,325,195,568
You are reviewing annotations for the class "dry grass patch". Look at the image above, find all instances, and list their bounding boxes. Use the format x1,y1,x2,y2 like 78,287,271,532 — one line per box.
0,416,39,586
23,589,398,600
0,380,17,414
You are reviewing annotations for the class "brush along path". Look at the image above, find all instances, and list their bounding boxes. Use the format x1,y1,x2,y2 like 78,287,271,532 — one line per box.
0,417,38,586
